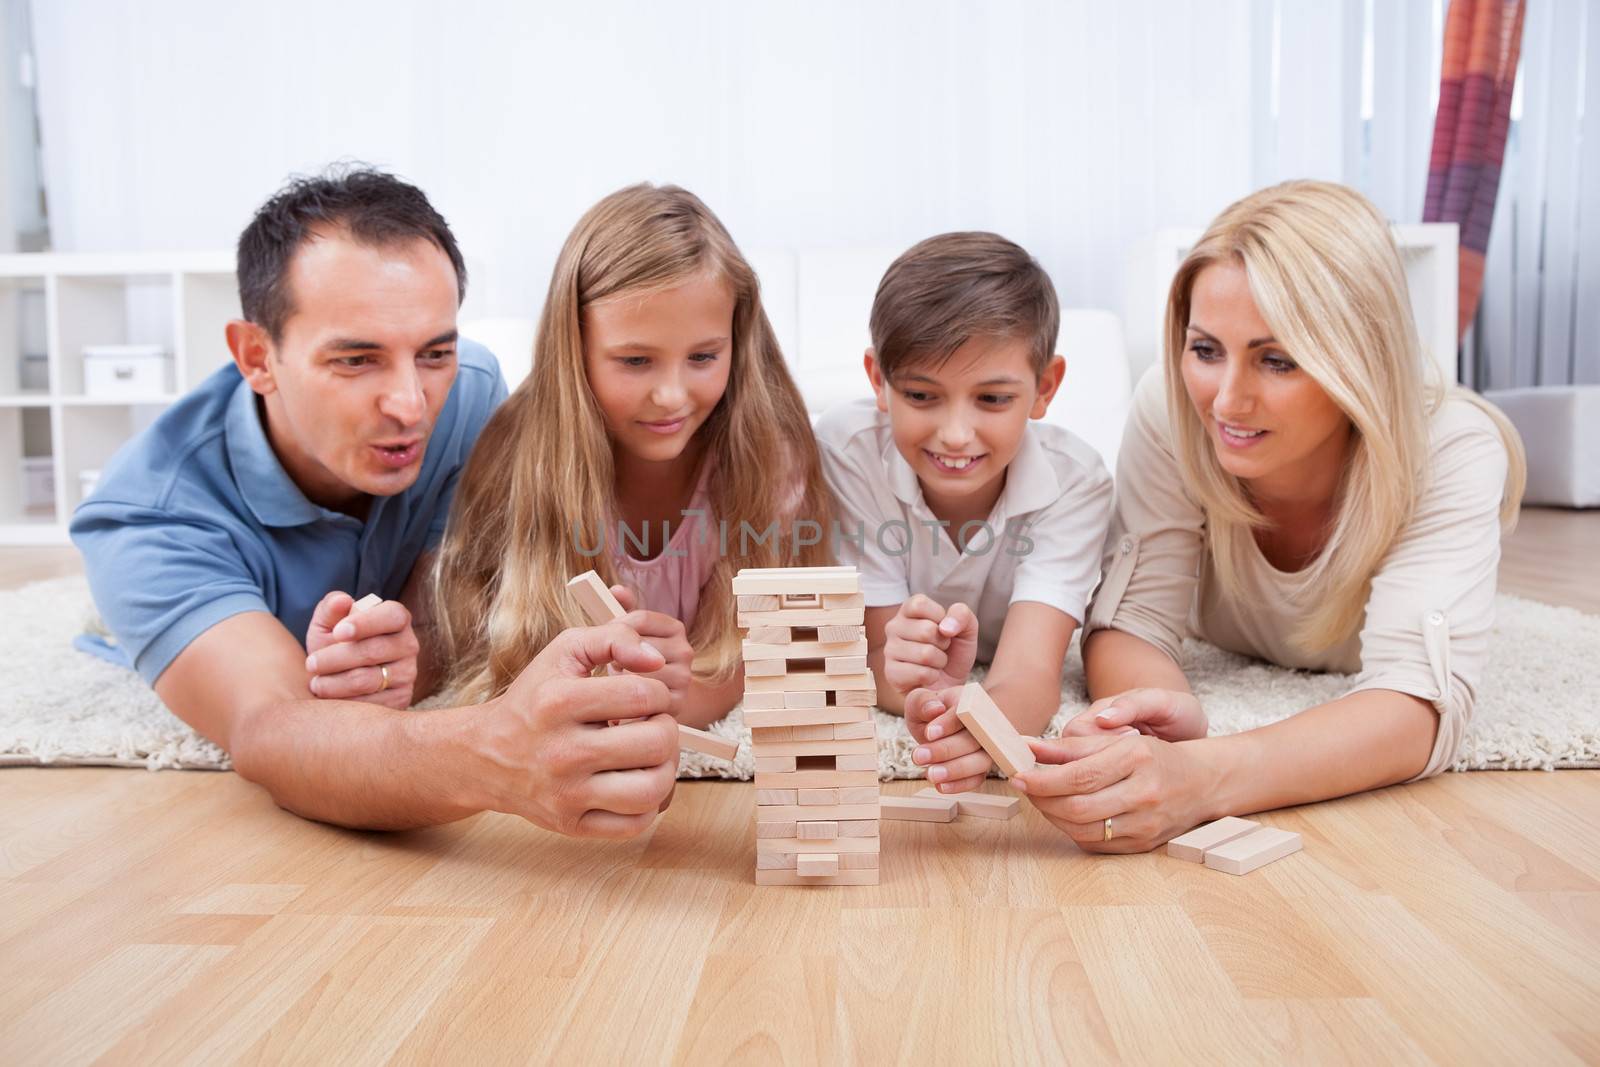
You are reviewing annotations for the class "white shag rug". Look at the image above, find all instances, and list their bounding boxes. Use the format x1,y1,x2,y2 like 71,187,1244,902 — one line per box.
2,576,1597,775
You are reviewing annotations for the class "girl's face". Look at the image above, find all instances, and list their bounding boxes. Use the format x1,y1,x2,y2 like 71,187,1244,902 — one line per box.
583,273,736,467
1179,260,1351,500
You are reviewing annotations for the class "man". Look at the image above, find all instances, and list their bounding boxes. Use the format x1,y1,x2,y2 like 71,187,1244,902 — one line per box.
72,167,684,836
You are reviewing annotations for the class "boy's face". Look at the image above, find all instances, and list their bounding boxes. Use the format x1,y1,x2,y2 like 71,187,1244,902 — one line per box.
865,336,1065,517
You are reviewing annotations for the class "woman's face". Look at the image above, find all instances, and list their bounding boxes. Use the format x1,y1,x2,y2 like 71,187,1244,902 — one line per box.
1179,260,1351,500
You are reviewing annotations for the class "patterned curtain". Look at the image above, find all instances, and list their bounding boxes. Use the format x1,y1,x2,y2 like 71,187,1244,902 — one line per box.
1423,0,1526,341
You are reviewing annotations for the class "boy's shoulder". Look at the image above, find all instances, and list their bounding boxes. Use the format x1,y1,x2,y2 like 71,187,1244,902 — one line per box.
1024,419,1112,490
814,397,888,452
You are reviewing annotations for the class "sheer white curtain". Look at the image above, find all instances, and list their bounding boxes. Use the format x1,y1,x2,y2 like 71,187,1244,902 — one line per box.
29,0,1453,330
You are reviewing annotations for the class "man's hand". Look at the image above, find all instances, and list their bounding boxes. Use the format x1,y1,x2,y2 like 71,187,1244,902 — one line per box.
882,595,979,695
305,592,419,710
468,622,679,839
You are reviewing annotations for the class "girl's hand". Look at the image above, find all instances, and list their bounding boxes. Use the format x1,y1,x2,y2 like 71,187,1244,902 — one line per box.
882,595,979,695
904,685,992,793
1063,688,1208,742
599,585,692,718
1009,733,1223,853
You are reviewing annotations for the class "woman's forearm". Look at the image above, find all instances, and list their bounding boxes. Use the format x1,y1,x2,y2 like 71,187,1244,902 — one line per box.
1194,688,1438,818
1082,628,1191,700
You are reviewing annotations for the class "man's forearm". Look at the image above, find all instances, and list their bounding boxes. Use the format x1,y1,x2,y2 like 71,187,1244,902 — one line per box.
229,698,484,831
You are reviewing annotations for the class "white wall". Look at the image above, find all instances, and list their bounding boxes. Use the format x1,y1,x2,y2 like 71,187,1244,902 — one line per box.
28,0,1444,333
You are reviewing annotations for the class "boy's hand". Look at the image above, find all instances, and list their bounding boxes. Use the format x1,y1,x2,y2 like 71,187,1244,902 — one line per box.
304,591,419,710
904,685,993,793
883,595,979,695
1062,688,1207,742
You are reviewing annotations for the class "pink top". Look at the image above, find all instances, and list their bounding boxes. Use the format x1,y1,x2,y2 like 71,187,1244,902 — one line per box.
611,464,720,631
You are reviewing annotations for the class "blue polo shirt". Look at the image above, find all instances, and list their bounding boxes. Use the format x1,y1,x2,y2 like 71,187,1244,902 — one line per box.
70,340,507,684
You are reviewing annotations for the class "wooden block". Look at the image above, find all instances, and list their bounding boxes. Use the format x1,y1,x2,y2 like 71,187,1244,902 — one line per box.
755,755,797,773
798,788,839,806
784,690,827,709
838,819,879,837
834,689,876,707
1202,826,1303,875
797,821,838,840
821,592,866,609
838,851,879,870
738,607,865,628
743,706,871,729
744,626,792,644
832,720,877,740
737,594,781,611
737,565,856,575
755,737,876,758
566,570,626,624
745,658,787,677
797,853,839,877
732,572,860,596
825,655,868,675
750,725,793,743
757,836,879,855
755,868,878,886
954,683,1035,777
881,795,958,822
677,724,738,762
818,625,863,643
743,638,868,660
916,787,1021,820
742,692,786,710
756,789,798,806
757,852,798,869
790,723,836,741
351,593,383,613
745,670,874,694
756,821,797,839
755,769,878,790
756,802,879,823
1166,816,1261,863
839,786,880,804
835,753,877,772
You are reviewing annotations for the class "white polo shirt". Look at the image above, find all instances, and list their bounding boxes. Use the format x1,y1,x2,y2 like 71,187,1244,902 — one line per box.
816,398,1114,661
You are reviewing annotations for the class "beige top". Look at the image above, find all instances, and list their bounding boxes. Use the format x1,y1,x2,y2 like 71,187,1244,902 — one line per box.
1086,368,1511,779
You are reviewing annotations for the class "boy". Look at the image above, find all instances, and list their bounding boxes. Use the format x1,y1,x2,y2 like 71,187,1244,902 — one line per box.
815,232,1113,792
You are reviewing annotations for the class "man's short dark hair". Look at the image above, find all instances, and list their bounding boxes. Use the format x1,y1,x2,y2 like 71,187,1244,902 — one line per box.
237,164,467,341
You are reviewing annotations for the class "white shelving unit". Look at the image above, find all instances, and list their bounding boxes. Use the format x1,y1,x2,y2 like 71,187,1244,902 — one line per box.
0,252,238,545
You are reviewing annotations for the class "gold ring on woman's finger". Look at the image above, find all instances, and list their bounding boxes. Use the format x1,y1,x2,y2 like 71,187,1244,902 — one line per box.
1103,817,1114,841
379,664,391,692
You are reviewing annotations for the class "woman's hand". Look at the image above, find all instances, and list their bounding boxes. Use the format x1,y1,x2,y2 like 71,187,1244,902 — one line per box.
1009,733,1223,853
1062,688,1207,742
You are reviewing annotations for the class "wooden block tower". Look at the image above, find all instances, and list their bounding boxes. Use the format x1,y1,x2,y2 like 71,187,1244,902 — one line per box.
735,566,880,886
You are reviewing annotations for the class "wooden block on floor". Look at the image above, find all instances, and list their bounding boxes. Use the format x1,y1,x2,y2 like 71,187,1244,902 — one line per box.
755,755,797,773
738,608,865,629
834,689,876,707
745,658,787,677
798,788,839,806
838,819,879,837
351,592,383,613
955,683,1036,777
745,670,874,694
737,594,781,612
756,802,879,823
566,570,626,624
755,868,879,886
756,789,798,806
757,836,879,855
1202,826,1303,875
743,692,786,710
753,737,876,758
750,725,793,744
797,821,838,840
756,821,797,839
881,795,958,822
821,592,866,609
833,720,877,739
1166,816,1262,863
743,638,868,660
732,572,860,596
797,853,839,877
818,625,864,643
784,691,827,709
825,655,868,674
916,787,1020,820
744,626,792,644
835,753,877,772
743,706,871,729
677,724,737,761
839,786,879,804
790,723,836,741
755,769,878,790
838,851,879,870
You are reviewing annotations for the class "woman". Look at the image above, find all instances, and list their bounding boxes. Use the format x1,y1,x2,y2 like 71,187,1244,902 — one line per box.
1012,180,1526,852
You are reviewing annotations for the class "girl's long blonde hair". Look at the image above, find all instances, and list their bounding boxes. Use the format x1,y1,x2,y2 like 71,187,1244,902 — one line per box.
1164,180,1525,651
433,183,833,702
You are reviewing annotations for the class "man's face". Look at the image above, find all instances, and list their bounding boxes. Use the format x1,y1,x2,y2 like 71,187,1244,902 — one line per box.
249,229,460,511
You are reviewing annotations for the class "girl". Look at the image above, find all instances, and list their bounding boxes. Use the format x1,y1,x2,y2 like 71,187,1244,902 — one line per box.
433,184,833,726
971,180,1525,852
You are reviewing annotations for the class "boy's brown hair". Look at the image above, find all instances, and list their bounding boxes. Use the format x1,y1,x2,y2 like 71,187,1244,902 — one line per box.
869,231,1059,380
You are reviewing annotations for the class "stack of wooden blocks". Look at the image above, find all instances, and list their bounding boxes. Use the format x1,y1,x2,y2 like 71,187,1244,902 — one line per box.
736,566,880,886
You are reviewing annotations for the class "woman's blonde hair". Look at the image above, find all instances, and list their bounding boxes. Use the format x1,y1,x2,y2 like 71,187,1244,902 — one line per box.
1163,180,1525,650
433,183,833,702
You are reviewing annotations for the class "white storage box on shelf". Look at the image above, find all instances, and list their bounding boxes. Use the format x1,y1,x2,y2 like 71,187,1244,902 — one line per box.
21,456,53,510
1484,385,1600,508
83,344,172,398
